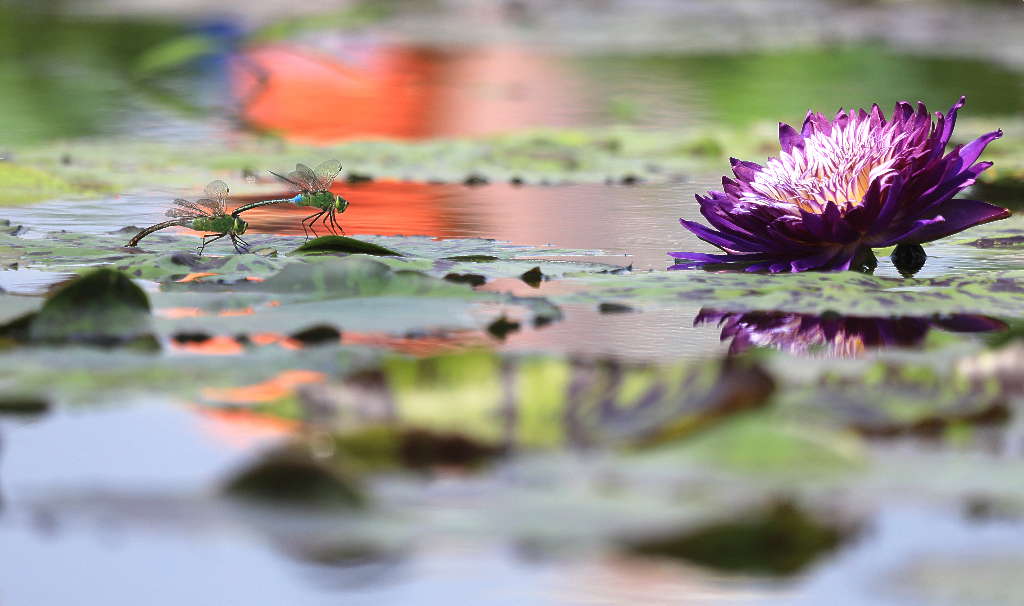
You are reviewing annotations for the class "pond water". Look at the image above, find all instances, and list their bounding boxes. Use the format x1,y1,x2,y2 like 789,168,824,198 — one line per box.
5,402,1024,606
3,5,1024,145
3,3,1024,605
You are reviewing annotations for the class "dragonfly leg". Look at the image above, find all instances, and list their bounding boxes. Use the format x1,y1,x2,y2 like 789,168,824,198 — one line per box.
198,233,227,256
300,211,317,240
230,233,249,253
328,210,345,235
304,211,325,240
319,209,335,235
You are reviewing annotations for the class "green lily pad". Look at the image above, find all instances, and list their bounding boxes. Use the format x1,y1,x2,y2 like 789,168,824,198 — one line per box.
223,443,366,509
258,256,476,300
0,393,50,417
292,235,403,257
624,500,855,576
25,268,156,348
560,269,1024,318
0,229,615,286
112,251,289,282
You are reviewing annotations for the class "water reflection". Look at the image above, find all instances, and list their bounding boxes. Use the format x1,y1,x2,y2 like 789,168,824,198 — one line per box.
696,309,1007,357
232,42,1024,142
3,6,1024,147
231,181,689,269
236,44,584,141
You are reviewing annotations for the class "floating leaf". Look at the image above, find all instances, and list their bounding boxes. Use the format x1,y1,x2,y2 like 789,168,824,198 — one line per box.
292,236,402,257
258,256,474,300
26,268,156,348
562,269,1024,318
624,500,856,576
223,443,366,509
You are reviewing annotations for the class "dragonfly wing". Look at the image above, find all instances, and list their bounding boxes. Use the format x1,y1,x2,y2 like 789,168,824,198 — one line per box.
169,198,205,216
269,170,303,191
290,164,321,191
196,198,225,215
204,180,229,201
314,159,342,190
167,207,200,218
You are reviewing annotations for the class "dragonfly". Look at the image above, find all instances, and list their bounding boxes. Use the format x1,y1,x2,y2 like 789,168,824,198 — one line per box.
126,180,250,254
230,159,349,239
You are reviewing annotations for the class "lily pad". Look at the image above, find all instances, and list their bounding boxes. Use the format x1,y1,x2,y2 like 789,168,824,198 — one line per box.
223,443,366,509
624,500,855,576
561,269,1024,318
292,235,403,257
113,251,289,283
25,268,156,348
257,256,476,300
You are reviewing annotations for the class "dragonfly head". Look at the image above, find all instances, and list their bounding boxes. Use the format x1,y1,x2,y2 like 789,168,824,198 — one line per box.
233,216,249,235
334,195,349,212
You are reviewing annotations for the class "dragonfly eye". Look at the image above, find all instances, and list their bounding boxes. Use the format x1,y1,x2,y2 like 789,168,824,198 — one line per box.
335,196,348,210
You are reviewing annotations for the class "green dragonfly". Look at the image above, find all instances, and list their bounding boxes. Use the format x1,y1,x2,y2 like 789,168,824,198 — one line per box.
126,180,250,254
231,159,349,239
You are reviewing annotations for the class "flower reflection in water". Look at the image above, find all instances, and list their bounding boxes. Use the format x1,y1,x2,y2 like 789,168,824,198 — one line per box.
696,309,1006,357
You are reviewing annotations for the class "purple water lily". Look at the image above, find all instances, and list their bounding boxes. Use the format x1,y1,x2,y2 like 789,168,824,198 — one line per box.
696,309,1006,357
670,97,1010,272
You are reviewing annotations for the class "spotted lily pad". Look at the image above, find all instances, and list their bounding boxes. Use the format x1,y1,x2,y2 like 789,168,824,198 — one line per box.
257,256,476,300
562,269,1024,318
0,229,615,285
113,251,289,282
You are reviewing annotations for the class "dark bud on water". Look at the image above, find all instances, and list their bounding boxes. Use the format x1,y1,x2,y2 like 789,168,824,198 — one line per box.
487,316,520,340
520,266,544,288
852,247,877,274
891,243,927,277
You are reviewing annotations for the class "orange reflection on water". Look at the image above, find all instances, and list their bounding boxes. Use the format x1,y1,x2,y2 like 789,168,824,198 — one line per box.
202,369,327,404
250,332,303,350
235,44,580,142
229,180,456,238
192,406,298,450
157,306,207,319
176,272,218,283
236,45,442,141
219,306,255,317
